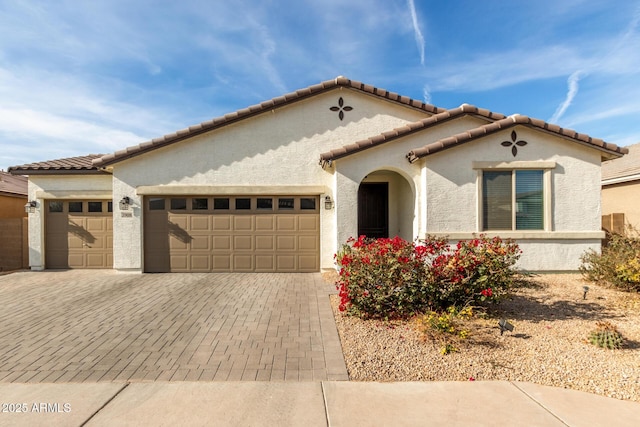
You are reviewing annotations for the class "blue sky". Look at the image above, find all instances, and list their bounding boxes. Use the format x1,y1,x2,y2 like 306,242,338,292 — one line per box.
1,0,639,170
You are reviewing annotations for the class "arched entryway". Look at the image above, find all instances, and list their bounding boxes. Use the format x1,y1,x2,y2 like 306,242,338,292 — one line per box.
357,170,415,241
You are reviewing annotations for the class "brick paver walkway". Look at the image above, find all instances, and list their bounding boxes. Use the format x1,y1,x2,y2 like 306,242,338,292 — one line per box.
0,271,348,383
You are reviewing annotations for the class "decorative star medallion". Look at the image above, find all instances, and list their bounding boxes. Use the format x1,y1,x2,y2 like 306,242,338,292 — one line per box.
329,97,353,121
501,130,528,157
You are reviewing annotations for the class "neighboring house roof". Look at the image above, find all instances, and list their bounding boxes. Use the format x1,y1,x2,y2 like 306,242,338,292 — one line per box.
91,76,445,168
0,171,27,196
601,141,640,185
319,104,507,164
8,154,106,175
405,115,626,163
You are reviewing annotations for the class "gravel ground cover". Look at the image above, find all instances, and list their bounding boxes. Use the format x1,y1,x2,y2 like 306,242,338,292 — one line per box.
328,273,640,402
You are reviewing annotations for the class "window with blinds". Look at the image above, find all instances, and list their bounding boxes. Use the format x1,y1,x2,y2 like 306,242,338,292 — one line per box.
482,170,544,231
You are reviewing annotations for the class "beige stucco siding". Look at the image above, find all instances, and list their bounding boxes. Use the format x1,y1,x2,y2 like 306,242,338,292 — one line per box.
420,126,603,270
110,89,431,271
602,181,640,231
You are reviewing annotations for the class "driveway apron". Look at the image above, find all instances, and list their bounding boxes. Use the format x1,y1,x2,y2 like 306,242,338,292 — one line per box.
0,271,348,382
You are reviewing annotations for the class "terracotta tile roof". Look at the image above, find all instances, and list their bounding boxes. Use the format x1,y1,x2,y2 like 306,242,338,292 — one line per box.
0,171,27,196
93,76,445,168
8,154,106,175
602,141,640,183
406,115,628,163
319,104,506,164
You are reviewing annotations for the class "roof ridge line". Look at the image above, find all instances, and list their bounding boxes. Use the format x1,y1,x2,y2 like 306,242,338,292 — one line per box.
91,77,445,168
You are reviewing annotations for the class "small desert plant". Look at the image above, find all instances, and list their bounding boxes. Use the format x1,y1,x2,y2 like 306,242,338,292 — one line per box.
587,321,625,350
418,306,473,354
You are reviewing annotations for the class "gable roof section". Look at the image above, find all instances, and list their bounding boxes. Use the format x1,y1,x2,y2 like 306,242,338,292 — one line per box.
601,141,640,185
406,115,627,163
92,76,445,168
0,171,27,196
8,154,107,175
319,104,506,165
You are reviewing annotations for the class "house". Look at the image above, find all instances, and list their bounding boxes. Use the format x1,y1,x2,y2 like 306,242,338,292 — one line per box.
602,142,640,234
0,170,28,271
8,77,627,273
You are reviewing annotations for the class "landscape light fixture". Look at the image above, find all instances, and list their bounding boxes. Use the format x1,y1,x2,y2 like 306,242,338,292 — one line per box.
119,196,132,211
324,196,334,210
24,200,37,213
583,286,590,300
498,319,514,336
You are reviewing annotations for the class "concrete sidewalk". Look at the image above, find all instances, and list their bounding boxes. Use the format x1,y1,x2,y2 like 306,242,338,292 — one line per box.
1,381,639,426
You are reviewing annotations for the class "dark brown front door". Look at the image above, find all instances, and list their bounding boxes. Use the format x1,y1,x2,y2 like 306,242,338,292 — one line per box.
358,183,388,238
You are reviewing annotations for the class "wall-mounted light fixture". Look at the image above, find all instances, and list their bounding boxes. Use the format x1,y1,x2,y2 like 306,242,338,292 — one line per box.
24,200,37,213
324,196,334,210
119,196,132,211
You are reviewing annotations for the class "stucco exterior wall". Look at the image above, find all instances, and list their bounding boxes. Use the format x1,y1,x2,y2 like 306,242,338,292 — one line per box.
26,175,113,270
110,89,431,271
602,181,640,231
419,126,603,271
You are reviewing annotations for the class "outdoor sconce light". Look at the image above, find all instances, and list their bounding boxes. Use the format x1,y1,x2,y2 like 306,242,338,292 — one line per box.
119,196,132,211
324,196,334,210
24,200,37,213
498,319,514,336
583,286,590,300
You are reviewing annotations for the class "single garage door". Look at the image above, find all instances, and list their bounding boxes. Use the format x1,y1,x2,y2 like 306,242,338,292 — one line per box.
144,195,320,272
45,200,113,269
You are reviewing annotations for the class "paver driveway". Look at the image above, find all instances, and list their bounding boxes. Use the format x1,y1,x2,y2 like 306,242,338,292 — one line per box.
0,271,348,382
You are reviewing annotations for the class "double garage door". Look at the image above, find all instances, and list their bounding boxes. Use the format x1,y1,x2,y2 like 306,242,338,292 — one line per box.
144,195,320,272
45,200,113,269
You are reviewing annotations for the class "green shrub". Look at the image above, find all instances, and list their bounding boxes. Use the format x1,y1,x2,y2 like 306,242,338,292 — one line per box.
580,232,640,292
335,235,522,319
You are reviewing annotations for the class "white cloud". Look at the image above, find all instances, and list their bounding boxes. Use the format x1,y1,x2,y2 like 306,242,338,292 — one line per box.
549,70,585,123
407,0,425,65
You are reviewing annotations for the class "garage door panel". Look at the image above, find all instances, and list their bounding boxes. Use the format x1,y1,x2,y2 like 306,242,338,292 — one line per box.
171,216,188,229
276,255,296,270
299,216,319,231
277,216,296,231
191,216,210,231
212,236,231,250
144,196,318,272
276,235,296,251
170,255,188,270
212,255,231,271
191,235,210,250
234,216,253,231
86,253,108,268
298,255,319,271
46,201,113,269
298,235,318,251
233,235,253,250
255,235,274,250
213,216,231,231
190,255,210,270
255,255,275,271
233,254,253,271
169,236,188,250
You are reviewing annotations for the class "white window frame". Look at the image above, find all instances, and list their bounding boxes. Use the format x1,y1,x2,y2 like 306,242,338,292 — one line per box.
473,161,555,232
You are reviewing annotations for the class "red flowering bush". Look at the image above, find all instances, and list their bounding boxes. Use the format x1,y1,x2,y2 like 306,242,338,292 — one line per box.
336,235,521,319
429,236,522,309
335,235,447,318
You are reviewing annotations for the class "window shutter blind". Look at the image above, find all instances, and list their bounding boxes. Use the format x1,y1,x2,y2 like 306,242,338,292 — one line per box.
483,171,512,230
515,170,543,230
